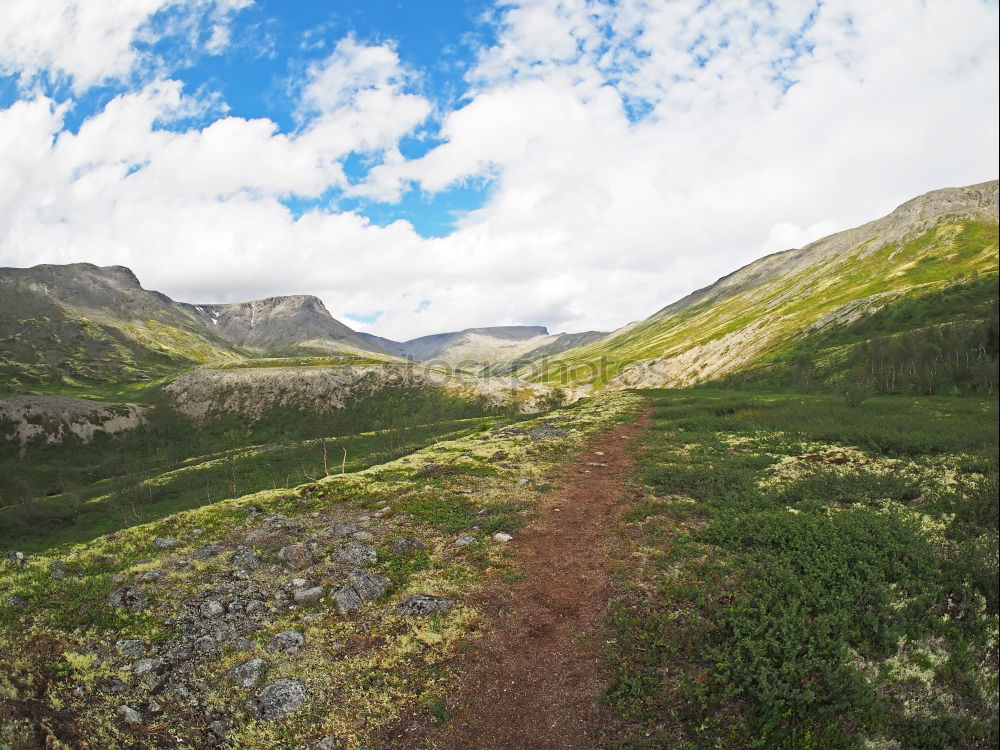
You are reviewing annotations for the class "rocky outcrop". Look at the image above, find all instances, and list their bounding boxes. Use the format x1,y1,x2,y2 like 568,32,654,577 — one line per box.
0,395,147,455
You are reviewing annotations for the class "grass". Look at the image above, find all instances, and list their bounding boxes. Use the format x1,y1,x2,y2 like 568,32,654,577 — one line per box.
606,388,999,749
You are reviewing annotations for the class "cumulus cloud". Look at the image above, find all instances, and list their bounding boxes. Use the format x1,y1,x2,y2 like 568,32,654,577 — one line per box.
0,0,996,342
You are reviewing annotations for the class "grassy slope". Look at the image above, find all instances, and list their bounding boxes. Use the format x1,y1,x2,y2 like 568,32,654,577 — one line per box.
606,389,998,749
0,391,642,750
527,217,998,387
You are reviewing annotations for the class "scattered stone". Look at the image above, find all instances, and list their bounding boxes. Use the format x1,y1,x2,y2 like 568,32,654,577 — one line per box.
281,578,314,592
416,463,462,478
227,658,267,688
148,699,162,713
372,506,392,518
451,535,476,548
191,543,226,559
292,587,325,606
331,586,363,614
395,594,454,616
388,537,425,555
232,569,251,581
356,515,372,522
132,658,163,676
50,561,67,579
331,542,377,567
528,424,567,441
230,547,259,570
138,569,164,583
254,679,307,720
194,635,216,654
316,737,341,750
200,600,225,619
351,531,375,541
492,532,514,543
4,594,27,609
108,586,146,612
266,630,305,654
152,537,180,549
245,505,266,519
279,544,313,571
5,551,25,566
117,705,142,725
347,570,389,601
593,451,605,456
207,720,228,740
245,600,265,616
116,640,146,659
488,451,508,462
326,523,358,537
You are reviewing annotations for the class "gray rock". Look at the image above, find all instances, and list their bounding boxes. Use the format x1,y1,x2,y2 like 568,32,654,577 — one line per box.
492,532,514,543
207,719,227,740
117,704,142,725
331,542,377,567
292,587,325,606
132,658,163,676
331,585,363,614
194,635,216,654
347,570,389,601
246,600,265,616
395,594,454,616
316,737,341,750
281,578,314,592
266,630,305,654
152,537,180,549
138,569,164,583
5,551,26,566
452,535,476,548
255,678,307,720
227,658,267,688
230,546,259,570
192,543,226,560
326,523,358,537
351,531,375,541
528,424,567,441
388,537,426,555
3,594,27,609
108,586,146,612
199,599,225,619
50,561,67,579
115,639,146,659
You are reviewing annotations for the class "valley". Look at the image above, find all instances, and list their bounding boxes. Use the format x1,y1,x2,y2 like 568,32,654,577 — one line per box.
0,181,997,750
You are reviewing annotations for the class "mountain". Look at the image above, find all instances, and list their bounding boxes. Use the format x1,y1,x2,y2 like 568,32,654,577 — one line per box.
180,296,388,358
0,263,395,390
526,180,999,389
360,326,607,372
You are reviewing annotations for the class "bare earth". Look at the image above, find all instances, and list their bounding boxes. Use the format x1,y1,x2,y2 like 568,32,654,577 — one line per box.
384,408,651,749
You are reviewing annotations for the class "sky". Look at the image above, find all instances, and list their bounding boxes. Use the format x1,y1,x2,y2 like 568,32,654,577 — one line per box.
0,0,997,342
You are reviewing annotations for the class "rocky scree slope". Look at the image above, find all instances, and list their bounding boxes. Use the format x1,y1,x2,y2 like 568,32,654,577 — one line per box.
0,391,641,750
526,180,999,388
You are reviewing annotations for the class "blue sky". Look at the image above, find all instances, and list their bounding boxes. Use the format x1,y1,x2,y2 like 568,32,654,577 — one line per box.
0,0,996,340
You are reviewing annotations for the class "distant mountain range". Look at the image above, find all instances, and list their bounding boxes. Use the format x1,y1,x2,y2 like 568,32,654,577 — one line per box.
1,179,996,393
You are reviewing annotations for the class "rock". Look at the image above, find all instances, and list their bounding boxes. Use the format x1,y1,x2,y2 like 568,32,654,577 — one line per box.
372,506,392,518
108,586,146,612
148,699,162,713
292,587,324,606
416,463,460,478
132,658,163,676
245,600,265,616
317,737,341,750
331,542,377,567
347,570,389,601
227,658,267,688
200,600,225,619
230,547,259,570
152,537,180,549
50,561,67,579
528,424,567,441
395,594,454,616
492,532,514,543
488,451,508,462
245,505,266,519
331,586,363,614
117,704,142,725
207,719,227,740
194,635,216,654
116,639,147,659
138,569,164,583
5,551,26,566
281,578,314,592
351,531,375,541
3,594,27,609
254,679,307,720
388,537,425,555
266,630,305,654
451,535,476,548
326,523,358,537
278,544,313,571
191,543,226,560
232,569,251,581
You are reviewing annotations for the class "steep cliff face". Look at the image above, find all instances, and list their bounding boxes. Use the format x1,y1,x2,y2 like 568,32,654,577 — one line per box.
526,180,999,388
0,395,148,455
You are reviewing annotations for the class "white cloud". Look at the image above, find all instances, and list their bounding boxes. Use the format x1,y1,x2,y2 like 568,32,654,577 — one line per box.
0,0,997,343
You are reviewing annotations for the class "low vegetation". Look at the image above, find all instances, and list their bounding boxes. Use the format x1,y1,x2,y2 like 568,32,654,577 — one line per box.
606,389,999,749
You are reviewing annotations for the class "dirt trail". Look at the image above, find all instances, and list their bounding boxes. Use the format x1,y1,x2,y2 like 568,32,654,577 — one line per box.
385,409,651,750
